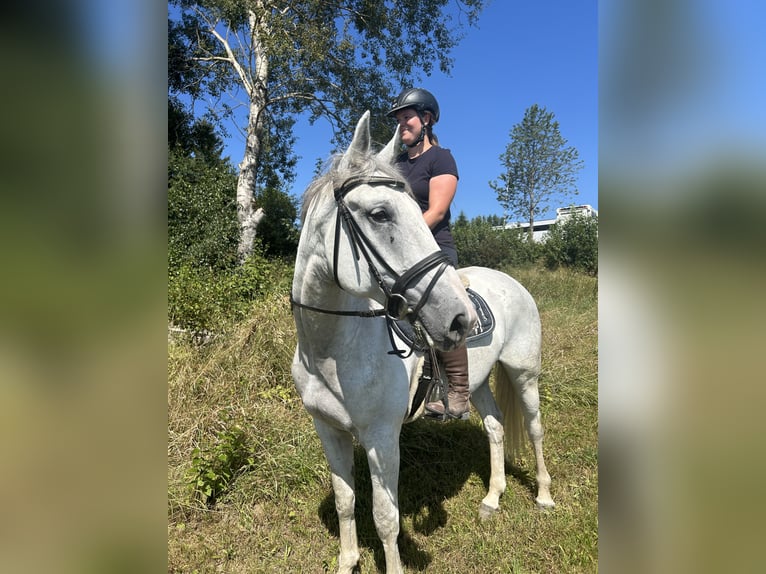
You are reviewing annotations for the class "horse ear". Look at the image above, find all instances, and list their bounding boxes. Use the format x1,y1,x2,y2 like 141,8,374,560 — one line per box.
340,111,371,169
378,126,401,165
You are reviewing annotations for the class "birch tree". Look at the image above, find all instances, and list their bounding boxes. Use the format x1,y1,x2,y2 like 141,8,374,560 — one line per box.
169,0,485,260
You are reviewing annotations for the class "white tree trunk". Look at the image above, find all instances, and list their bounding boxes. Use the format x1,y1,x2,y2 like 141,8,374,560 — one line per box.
236,8,269,262
236,101,264,261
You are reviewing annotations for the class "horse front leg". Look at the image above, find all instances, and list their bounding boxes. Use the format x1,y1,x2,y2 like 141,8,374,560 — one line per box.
362,428,404,574
313,420,360,574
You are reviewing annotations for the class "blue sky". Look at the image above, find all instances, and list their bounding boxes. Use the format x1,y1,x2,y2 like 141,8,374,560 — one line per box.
220,0,598,222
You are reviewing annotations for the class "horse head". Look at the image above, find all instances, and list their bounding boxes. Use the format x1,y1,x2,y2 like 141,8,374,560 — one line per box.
293,111,476,351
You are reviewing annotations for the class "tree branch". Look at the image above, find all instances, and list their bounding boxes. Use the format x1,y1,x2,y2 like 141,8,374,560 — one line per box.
209,26,253,95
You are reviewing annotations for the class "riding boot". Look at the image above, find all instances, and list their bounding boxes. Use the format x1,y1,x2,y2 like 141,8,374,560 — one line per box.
425,345,470,419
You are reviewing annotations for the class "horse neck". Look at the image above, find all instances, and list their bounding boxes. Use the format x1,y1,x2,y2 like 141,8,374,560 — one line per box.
292,273,387,363
293,266,364,314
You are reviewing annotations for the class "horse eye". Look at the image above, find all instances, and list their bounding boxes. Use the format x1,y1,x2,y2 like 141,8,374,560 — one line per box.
368,209,391,224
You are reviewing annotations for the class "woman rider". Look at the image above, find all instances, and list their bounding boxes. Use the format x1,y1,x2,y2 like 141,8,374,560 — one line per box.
387,87,471,420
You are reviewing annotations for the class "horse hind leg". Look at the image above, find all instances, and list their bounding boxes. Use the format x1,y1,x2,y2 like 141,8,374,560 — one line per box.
468,381,507,520
496,363,555,509
312,420,361,574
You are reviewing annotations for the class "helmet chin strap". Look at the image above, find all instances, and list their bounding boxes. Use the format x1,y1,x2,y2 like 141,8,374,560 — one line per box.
406,126,426,148
406,116,428,148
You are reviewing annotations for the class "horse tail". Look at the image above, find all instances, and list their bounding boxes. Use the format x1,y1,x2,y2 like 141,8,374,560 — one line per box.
493,362,525,463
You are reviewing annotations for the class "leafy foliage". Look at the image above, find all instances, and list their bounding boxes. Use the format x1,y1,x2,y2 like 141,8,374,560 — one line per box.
168,97,228,165
253,186,300,260
452,213,539,268
541,211,599,275
168,0,487,188
452,211,598,274
490,104,584,240
187,425,254,505
168,249,292,334
168,149,239,272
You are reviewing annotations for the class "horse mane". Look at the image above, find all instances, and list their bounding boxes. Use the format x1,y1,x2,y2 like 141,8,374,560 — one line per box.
300,147,408,224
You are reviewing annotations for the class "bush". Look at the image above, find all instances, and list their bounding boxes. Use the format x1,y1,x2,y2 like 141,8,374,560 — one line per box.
187,424,254,506
453,215,540,269
542,212,598,275
168,249,292,335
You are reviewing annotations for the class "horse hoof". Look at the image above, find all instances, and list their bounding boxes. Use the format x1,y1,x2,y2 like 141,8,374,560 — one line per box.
478,502,498,521
535,498,556,510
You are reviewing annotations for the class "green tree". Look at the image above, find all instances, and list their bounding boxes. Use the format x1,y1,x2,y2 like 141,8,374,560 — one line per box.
168,151,239,272
169,97,229,165
254,186,299,260
168,0,486,261
490,104,583,241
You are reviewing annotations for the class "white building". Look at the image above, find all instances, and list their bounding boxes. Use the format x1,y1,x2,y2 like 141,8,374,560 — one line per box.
502,204,598,242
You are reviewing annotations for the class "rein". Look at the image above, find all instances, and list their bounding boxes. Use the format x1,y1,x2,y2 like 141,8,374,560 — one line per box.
290,175,453,357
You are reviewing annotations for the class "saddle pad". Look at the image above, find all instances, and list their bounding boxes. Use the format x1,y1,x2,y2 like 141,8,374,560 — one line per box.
466,288,495,340
393,288,495,352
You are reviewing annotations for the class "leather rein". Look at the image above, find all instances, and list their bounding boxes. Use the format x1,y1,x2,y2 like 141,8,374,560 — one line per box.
290,175,452,357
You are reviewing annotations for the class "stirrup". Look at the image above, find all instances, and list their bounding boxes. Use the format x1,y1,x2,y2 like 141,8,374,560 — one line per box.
424,401,470,422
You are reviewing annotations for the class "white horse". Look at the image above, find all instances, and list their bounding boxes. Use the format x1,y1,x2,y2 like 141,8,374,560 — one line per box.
291,112,554,574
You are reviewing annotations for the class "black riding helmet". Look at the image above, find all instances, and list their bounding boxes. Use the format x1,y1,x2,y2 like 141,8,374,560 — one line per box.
386,88,440,124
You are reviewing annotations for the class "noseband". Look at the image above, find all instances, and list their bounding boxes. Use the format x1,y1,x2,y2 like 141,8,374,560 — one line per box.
290,175,453,357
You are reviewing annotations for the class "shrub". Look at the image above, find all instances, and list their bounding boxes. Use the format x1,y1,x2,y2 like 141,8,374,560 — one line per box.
168,248,292,335
453,216,540,269
187,424,254,506
542,212,598,275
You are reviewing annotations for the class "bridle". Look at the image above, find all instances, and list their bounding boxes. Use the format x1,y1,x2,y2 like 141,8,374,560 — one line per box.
290,175,453,357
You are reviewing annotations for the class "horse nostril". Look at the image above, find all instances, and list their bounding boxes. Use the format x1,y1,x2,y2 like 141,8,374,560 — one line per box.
450,313,469,338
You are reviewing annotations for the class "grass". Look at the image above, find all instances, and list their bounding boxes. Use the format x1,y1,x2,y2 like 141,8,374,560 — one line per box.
168,267,598,573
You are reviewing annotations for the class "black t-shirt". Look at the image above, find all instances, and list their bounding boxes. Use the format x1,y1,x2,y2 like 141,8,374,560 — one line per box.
394,146,459,252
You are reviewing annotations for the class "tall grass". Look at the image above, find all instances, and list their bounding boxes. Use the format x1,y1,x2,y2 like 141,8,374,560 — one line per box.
168,267,597,573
